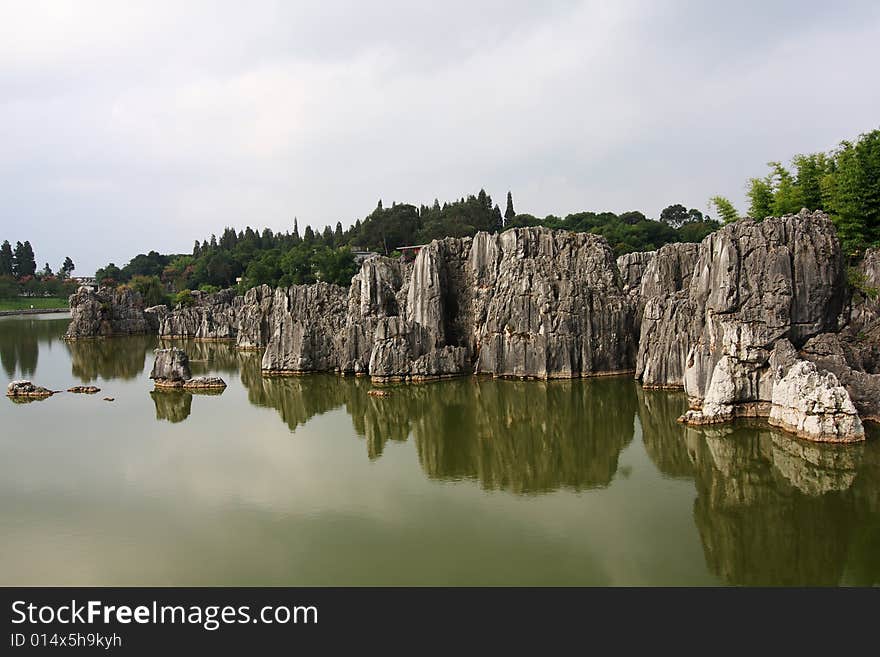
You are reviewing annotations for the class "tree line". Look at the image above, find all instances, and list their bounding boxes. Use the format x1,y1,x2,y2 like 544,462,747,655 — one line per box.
94,189,720,307
0,239,77,299
708,127,879,253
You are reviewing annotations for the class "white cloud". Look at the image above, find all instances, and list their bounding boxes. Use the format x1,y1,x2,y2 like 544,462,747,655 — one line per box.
0,0,878,273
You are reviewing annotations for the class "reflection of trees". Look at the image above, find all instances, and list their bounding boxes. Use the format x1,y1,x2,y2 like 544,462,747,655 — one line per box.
685,424,879,586
354,377,638,493
239,352,367,432
158,338,241,376
150,391,193,423
66,334,157,381
238,359,638,492
0,315,68,377
637,387,694,479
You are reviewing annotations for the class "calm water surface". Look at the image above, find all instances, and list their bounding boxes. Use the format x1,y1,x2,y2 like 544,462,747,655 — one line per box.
1,313,879,586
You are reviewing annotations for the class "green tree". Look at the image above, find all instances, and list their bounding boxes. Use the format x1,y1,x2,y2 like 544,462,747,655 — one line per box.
129,275,169,307
504,191,516,226
769,161,802,215
95,263,122,286
660,204,688,228
13,241,36,278
708,196,739,224
793,153,828,211
747,176,774,219
59,256,75,279
0,241,13,277
313,247,358,286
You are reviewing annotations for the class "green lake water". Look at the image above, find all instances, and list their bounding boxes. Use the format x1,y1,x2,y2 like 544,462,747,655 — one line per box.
1,313,879,586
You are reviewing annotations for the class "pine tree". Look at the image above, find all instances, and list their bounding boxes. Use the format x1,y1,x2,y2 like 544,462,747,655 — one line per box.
292,218,300,241
13,241,37,278
303,225,315,243
492,204,504,233
334,221,344,244
60,256,75,279
193,240,201,257
504,191,516,225
0,240,13,277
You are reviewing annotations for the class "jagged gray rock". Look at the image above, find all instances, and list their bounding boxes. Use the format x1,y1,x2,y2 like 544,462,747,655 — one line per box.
616,250,655,295
65,286,150,339
635,242,700,387
158,289,241,340
144,305,168,332
682,211,845,410
472,228,636,378
150,348,192,386
801,332,880,422
261,283,349,374
767,360,864,442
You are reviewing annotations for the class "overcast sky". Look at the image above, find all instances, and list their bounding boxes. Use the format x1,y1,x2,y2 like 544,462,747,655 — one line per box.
1,0,879,275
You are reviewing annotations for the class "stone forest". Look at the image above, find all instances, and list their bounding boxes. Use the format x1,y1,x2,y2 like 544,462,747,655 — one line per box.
59,210,879,444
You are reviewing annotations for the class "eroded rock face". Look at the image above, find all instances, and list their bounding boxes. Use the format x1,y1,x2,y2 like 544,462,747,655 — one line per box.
159,289,242,340
682,211,844,408
259,227,639,382
473,229,637,378
801,332,880,422
634,211,848,435
635,242,701,387
616,250,655,295
261,283,349,373
767,360,864,442
65,286,150,339
150,348,192,384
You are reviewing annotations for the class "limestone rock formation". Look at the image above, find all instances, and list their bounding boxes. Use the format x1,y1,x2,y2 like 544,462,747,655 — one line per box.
150,348,192,386
472,228,637,378
682,211,844,409
767,360,864,442
261,283,349,373
158,289,241,340
635,242,700,387
144,305,168,332
6,380,54,398
616,250,655,295
801,332,880,422
64,286,150,339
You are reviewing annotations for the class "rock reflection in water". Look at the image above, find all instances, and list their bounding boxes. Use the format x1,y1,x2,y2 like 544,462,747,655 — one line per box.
159,338,241,376
241,364,639,493
637,387,694,479
412,377,637,493
686,424,878,586
239,352,368,433
150,391,193,423
66,334,157,381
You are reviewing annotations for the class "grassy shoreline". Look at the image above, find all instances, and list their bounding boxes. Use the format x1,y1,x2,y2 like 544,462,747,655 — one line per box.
0,297,69,311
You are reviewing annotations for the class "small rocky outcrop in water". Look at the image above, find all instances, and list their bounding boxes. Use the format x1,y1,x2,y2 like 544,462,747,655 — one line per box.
150,348,192,387
64,286,150,339
7,380,54,398
183,376,227,390
67,386,101,394
150,347,226,390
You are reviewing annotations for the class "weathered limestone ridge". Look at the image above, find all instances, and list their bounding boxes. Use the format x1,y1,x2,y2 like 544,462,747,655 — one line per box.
65,213,879,442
